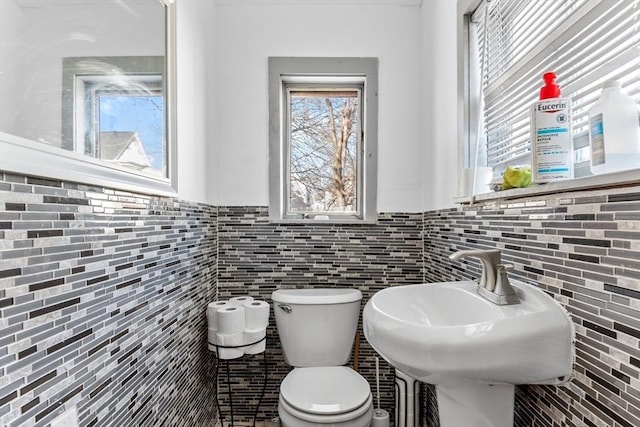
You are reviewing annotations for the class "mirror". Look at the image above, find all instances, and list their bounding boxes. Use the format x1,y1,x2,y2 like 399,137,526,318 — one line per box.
0,0,171,182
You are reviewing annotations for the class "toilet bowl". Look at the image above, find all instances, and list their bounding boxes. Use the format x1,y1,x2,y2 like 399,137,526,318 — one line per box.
271,288,373,427
278,366,373,427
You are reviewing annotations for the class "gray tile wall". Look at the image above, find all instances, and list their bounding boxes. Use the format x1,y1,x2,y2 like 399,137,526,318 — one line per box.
201,188,640,427
2,169,638,427
0,173,218,427
423,185,640,427
216,206,424,425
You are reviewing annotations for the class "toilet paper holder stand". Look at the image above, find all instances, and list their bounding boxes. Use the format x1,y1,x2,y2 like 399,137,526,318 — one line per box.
208,335,267,352
209,337,269,427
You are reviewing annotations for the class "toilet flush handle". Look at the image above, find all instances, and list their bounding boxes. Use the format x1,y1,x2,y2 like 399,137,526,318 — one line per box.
278,304,292,313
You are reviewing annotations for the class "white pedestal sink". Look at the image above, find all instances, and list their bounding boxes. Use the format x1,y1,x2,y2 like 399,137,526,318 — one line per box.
362,281,574,427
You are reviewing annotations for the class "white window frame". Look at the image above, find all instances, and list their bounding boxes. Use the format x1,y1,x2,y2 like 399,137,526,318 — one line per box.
268,57,378,223
459,0,640,202
0,2,177,197
61,56,165,165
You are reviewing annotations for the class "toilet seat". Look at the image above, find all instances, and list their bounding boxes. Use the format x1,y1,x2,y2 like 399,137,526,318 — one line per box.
279,393,373,425
281,366,371,415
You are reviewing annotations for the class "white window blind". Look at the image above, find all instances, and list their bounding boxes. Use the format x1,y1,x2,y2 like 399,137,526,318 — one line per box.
470,0,640,178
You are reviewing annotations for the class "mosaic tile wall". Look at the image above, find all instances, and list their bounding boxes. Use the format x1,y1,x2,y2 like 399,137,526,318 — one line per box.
423,185,640,427
2,169,638,427
215,206,424,425
0,172,218,427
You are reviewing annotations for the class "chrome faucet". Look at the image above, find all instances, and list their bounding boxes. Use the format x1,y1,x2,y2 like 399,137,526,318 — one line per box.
449,249,520,305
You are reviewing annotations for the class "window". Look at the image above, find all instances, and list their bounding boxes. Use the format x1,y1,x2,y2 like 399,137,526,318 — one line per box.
62,56,167,178
466,0,640,183
0,1,175,197
269,57,378,222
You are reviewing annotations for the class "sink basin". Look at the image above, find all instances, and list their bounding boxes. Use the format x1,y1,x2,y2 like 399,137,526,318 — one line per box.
363,280,574,426
363,280,574,385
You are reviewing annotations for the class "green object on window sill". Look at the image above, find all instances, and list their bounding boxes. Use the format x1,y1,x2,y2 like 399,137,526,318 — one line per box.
502,166,532,190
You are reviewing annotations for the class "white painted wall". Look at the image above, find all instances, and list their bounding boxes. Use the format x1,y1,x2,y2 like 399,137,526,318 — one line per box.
211,1,425,211
421,0,460,211
1,0,464,209
0,0,24,137
2,1,163,147
175,0,216,203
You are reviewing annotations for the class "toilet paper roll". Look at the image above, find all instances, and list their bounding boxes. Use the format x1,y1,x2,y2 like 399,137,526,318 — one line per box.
243,328,267,355
207,327,218,354
217,306,245,334
229,296,254,307
217,332,244,359
243,300,270,330
207,327,218,344
207,301,230,326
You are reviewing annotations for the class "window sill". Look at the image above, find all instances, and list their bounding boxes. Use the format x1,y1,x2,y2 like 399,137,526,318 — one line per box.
270,218,378,225
0,132,177,197
455,168,640,205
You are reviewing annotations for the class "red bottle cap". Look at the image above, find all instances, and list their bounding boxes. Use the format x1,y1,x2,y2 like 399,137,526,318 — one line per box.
539,72,561,100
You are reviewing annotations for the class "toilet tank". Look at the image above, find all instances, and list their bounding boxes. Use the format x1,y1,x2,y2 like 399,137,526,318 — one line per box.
271,288,362,367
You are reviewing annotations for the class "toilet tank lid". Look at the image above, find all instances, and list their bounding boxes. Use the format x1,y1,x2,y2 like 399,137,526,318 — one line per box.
271,288,362,304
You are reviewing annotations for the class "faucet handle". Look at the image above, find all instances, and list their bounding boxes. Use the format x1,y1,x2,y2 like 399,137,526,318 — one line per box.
449,250,520,305
494,264,520,304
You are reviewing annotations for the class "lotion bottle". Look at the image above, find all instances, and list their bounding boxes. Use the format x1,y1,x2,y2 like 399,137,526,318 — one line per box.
531,72,573,183
589,80,640,175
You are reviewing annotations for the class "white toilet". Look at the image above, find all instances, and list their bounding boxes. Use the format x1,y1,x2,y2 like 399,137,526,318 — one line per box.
272,288,373,427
